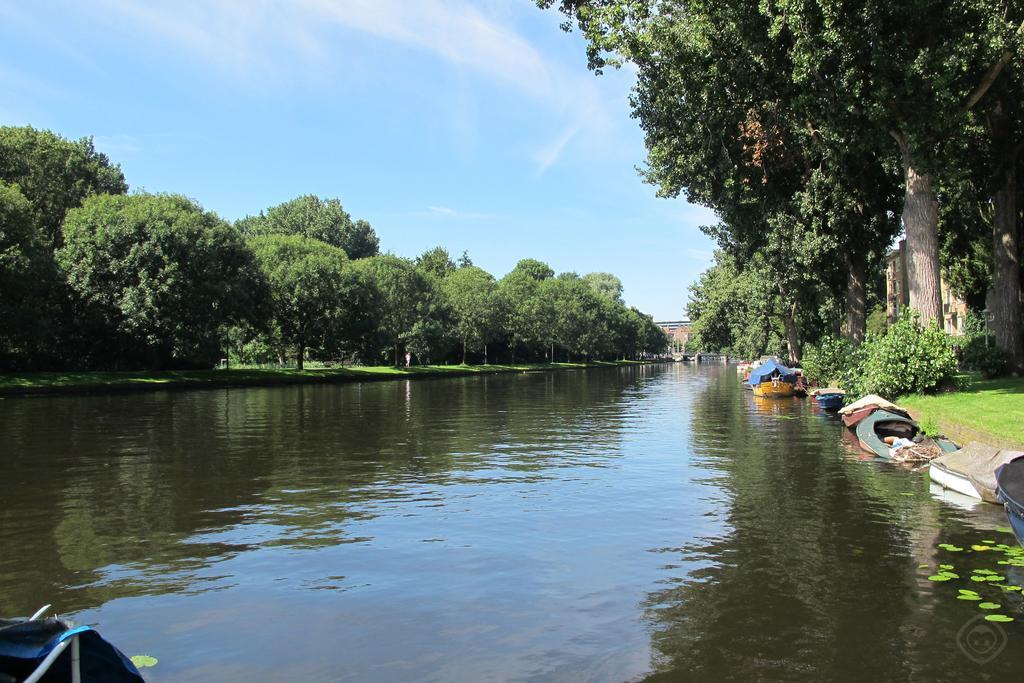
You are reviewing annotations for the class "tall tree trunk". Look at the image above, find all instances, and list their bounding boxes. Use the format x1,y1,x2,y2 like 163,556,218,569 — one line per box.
296,343,304,371
895,133,943,323
991,141,1023,373
462,340,467,365
484,343,488,365
510,336,516,364
778,287,802,364
845,250,867,345
550,343,554,364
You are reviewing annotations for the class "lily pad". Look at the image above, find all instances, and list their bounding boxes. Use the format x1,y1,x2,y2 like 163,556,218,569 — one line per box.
978,602,1001,610
957,594,982,601
982,540,996,544
971,576,988,582
928,575,953,582
972,545,992,552
130,655,158,668
939,564,955,570
985,615,1015,623
996,527,1013,534
958,589,979,595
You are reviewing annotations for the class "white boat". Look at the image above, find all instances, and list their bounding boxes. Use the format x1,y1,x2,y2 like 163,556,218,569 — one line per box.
927,442,1024,503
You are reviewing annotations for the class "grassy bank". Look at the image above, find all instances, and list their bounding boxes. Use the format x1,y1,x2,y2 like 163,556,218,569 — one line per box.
0,360,657,397
899,376,1024,450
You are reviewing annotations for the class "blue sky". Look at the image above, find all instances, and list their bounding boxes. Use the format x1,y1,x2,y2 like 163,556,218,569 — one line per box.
0,0,716,320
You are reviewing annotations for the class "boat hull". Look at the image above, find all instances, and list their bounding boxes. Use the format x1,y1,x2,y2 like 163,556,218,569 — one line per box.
815,394,845,411
929,461,982,499
996,458,1024,548
855,409,919,458
751,381,795,398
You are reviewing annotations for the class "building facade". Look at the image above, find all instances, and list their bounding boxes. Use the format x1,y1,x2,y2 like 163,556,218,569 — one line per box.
657,320,692,350
884,240,969,335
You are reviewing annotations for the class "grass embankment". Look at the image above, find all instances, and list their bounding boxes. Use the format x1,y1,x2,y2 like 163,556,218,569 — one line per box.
0,360,653,397
899,376,1024,450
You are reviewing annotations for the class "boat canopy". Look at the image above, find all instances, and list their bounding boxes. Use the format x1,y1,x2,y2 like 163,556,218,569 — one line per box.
0,617,144,682
747,359,796,385
838,394,907,417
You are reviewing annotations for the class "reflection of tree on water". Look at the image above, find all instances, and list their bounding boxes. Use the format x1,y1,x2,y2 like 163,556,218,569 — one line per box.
0,366,657,615
641,371,1020,679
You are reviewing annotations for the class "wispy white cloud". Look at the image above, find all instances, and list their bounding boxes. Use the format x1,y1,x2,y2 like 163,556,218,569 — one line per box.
533,124,579,176
83,0,611,173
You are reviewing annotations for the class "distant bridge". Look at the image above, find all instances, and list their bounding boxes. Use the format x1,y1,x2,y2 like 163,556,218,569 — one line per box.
667,352,728,363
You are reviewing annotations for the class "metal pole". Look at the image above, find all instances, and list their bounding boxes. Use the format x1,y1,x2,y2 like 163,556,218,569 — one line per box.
71,634,81,683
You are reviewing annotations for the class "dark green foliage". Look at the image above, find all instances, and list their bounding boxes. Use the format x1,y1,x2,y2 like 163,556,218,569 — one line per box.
0,181,58,367
800,337,851,386
840,314,963,398
249,235,377,369
0,123,666,370
866,306,889,336
0,125,127,249
58,194,267,369
960,337,1010,379
239,195,379,259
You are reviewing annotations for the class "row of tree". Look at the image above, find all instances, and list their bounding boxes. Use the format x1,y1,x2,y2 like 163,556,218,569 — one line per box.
544,0,1024,371
0,126,667,370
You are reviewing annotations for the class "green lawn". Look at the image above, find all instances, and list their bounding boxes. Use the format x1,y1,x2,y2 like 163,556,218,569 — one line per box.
899,376,1024,449
0,361,650,395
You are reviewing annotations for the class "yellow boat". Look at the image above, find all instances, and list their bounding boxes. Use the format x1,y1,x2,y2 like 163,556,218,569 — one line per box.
751,379,795,398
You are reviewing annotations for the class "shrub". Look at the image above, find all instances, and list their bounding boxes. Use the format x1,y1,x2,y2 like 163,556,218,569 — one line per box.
840,312,963,398
960,336,1009,379
801,336,851,385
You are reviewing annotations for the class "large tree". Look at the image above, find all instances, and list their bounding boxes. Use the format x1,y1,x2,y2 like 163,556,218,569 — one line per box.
58,194,266,369
349,254,433,365
238,194,380,259
542,0,1017,329
249,235,376,370
442,266,504,364
0,181,55,366
0,125,127,250
499,258,554,362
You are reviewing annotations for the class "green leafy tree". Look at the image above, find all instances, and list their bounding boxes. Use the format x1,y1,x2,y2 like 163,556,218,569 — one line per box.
0,125,127,250
58,194,266,369
0,181,56,366
239,195,380,259
499,258,554,362
415,246,457,279
350,254,432,365
582,271,624,303
249,235,377,370
441,266,504,364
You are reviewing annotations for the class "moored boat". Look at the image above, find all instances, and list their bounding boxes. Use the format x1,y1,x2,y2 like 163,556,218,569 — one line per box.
996,457,1024,547
854,409,958,461
929,442,1024,503
838,394,910,428
811,388,845,412
0,606,144,682
747,359,797,399
855,409,919,458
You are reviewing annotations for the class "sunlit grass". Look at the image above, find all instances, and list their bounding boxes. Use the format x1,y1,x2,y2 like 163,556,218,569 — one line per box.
899,376,1024,448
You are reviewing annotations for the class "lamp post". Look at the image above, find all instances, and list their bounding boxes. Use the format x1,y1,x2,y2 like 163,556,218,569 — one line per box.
982,308,996,348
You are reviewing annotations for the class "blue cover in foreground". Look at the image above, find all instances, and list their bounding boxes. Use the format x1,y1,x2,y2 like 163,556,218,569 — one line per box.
0,617,144,682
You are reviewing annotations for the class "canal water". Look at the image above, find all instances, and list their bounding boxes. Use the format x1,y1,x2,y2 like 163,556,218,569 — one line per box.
2,364,1023,680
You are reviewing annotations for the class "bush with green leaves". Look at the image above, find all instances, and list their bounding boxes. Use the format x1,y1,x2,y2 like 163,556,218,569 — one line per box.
959,336,1008,379
800,336,851,385
840,313,962,398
